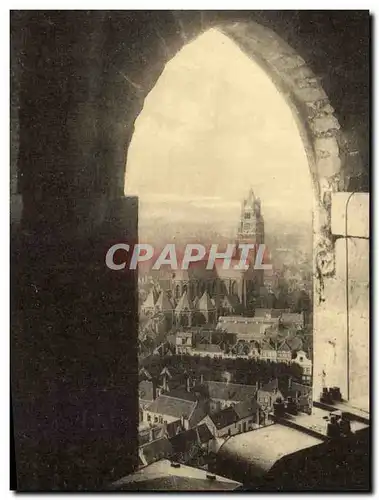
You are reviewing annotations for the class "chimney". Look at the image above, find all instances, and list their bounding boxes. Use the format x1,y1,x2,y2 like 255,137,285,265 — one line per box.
223,371,231,384
180,415,186,430
152,379,157,400
200,373,204,385
288,377,292,391
162,373,168,392
186,375,191,392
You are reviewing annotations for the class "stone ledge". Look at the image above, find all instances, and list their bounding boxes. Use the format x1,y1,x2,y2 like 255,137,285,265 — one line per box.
331,193,369,238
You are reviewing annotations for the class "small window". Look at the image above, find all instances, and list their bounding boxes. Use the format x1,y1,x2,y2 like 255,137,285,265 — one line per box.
147,414,151,422
154,416,158,423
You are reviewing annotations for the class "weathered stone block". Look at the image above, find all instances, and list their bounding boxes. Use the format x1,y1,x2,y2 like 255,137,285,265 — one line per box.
311,115,341,134
290,65,315,81
331,192,369,238
349,306,369,401
293,85,328,103
313,276,348,400
315,136,339,158
317,155,342,177
335,237,369,282
270,53,306,72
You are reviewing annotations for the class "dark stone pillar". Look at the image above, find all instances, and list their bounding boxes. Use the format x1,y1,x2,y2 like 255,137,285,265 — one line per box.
11,11,138,490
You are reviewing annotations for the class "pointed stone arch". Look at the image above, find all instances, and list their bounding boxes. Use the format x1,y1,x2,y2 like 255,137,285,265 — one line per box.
114,14,362,400
120,20,351,303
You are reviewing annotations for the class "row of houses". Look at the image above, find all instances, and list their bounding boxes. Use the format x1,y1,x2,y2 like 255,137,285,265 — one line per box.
138,372,312,468
172,329,312,383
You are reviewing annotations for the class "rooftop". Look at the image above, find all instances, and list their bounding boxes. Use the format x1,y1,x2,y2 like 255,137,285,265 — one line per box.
111,459,242,491
218,423,323,479
205,380,257,402
146,395,197,420
139,437,173,466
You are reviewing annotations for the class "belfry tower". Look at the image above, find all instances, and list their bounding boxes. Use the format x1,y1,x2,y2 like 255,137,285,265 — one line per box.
236,188,266,306
237,187,265,245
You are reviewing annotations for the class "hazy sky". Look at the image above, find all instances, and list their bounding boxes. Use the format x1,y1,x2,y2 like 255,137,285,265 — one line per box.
125,28,313,241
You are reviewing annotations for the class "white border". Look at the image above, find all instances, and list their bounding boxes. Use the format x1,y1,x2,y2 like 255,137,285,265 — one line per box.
4,5,375,499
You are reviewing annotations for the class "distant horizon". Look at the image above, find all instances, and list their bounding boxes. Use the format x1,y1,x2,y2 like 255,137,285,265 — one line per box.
125,28,313,248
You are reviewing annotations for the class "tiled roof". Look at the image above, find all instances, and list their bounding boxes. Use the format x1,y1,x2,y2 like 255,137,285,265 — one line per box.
197,423,214,443
205,381,257,402
254,308,283,318
146,395,197,420
286,336,303,351
169,423,212,456
197,291,216,311
166,388,198,402
217,319,265,338
175,291,194,312
276,340,292,352
112,459,241,491
169,427,199,455
143,289,157,308
156,290,174,311
166,420,185,438
221,294,238,309
281,312,304,326
260,340,275,351
139,425,166,446
195,343,222,353
233,399,261,420
139,367,152,380
286,381,312,401
210,406,238,429
140,437,173,465
261,378,280,393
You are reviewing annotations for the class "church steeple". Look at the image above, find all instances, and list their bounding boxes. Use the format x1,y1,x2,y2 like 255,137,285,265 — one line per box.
237,188,264,245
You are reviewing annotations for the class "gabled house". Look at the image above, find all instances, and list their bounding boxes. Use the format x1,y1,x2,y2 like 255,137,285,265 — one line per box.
284,379,312,414
292,350,312,383
141,288,159,316
257,379,286,423
192,343,223,357
254,308,283,319
281,312,305,330
200,399,261,438
169,423,214,464
138,437,173,468
139,380,157,411
197,291,216,324
276,340,292,363
143,394,206,430
260,339,277,361
201,380,258,413
175,331,193,354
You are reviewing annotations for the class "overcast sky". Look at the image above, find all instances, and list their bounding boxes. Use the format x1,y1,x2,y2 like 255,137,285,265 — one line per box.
125,28,314,241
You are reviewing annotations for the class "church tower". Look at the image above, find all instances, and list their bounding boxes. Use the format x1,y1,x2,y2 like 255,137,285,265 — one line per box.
237,187,265,245
236,188,266,307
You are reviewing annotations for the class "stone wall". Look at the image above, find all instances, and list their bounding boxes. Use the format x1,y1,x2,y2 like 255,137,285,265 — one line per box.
313,193,369,407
